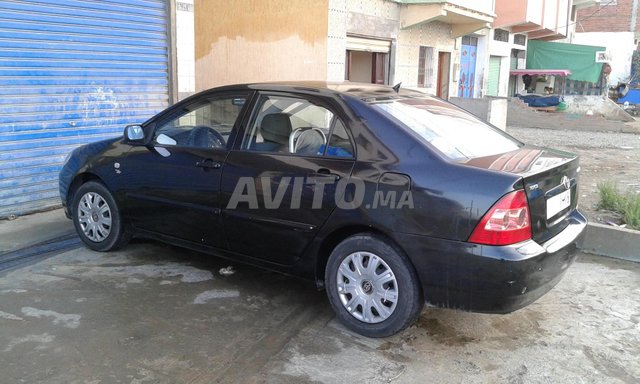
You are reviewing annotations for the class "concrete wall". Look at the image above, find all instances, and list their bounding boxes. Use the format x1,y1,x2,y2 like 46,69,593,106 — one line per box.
446,0,495,14
488,97,508,129
396,21,457,97
494,0,529,27
327,0,400,82
543,0,557,30
176,0,195,100
526,0,544,25
564,95,636,122
194,0,328,90
572,32,636,84
346,0,400,38
474,31,489,98
555,0,570,36
327,0,348,82
450,97,508,130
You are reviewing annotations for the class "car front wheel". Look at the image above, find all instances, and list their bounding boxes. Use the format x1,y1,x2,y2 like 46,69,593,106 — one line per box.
72,181,129,252
325,233,424,337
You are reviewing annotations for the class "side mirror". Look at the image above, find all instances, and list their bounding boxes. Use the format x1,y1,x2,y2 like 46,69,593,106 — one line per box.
124,124,145,144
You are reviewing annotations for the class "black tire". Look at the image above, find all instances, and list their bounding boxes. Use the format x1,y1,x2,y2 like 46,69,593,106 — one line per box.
325,233,424,337
72,181,129,252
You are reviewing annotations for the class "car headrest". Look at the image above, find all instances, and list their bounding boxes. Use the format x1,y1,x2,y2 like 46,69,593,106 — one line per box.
261,113,292,144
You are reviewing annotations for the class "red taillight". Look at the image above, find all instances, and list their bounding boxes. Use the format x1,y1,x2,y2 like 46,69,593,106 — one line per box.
468,190,531,246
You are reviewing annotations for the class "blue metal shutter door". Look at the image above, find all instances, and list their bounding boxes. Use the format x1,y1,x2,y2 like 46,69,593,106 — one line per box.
0,0,169,218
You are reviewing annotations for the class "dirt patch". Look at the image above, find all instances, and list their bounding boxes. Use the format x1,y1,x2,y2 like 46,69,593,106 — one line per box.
507,126,640,228
414,317,477,346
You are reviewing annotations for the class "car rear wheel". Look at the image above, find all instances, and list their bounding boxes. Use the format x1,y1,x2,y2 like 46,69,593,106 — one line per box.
325,233,424,337
72,181,129,252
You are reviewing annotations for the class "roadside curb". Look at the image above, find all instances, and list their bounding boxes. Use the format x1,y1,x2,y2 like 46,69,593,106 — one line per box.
578,222,640,263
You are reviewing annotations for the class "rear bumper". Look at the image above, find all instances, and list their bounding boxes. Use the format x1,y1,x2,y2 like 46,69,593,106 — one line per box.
395,209,587,313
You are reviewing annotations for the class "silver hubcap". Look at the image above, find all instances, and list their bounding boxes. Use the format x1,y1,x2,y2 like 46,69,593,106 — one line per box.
77,192,112,242
336,252,398,324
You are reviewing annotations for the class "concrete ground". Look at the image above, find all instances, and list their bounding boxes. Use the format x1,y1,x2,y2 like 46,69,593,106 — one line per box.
0,208,73,254
1,240,638,384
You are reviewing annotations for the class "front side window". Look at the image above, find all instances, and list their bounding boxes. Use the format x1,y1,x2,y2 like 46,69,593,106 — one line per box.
241,95,354,157
370,97,520,160
154,96,247,149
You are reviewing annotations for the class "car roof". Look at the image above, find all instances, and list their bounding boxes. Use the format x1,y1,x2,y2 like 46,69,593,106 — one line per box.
211,81,430,101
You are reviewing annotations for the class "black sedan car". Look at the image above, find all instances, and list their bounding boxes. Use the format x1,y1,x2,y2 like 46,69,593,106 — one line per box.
60,82,587,337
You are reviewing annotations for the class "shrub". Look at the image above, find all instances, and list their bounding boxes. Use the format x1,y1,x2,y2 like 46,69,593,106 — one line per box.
597,182,640,230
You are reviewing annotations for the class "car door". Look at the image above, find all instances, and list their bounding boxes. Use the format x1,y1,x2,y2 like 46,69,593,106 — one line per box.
220,92,357,265
122,92,252,248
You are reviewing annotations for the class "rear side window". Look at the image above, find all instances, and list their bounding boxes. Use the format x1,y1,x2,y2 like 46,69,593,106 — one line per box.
241,94,354,157
371,97,520,160
327,119,354,157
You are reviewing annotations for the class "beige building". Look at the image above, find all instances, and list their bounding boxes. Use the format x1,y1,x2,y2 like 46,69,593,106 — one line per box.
194,0,329,90
194,0,495,99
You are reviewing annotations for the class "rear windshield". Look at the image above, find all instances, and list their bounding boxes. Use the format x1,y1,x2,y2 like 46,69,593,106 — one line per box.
370,97,521,160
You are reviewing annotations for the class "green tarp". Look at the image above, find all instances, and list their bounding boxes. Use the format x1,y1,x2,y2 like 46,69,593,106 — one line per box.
527,40,605,83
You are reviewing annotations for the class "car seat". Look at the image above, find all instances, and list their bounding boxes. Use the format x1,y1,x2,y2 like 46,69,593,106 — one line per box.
253,113,292,152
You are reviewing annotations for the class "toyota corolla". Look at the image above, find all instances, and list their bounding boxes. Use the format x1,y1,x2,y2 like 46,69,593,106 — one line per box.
59,82,587,337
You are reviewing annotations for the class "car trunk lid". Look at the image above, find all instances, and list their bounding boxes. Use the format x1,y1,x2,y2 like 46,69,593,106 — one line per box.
463,146,580,244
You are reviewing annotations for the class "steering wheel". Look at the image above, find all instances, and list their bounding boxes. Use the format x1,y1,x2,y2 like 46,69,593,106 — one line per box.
289,127,327,154
187,126,226,148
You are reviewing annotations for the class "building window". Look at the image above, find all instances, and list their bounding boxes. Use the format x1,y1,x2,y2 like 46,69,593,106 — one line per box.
514,34,526,46
461,36,478,46
494,29,509,42
418,46,435,88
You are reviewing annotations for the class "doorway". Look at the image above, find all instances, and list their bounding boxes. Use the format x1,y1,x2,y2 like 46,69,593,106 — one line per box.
437,51,451,99
344,36,391,85
508,49,525,96
458,36,478,98
487,56,502,97
346,50,388,84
